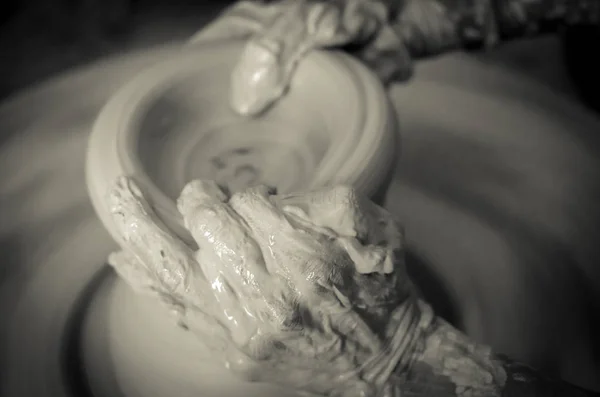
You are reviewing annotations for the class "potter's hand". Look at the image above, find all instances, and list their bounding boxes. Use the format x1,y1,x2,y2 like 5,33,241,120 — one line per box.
107,177,438,396
105,176,599,397
191,0,414,116
191,0,600,117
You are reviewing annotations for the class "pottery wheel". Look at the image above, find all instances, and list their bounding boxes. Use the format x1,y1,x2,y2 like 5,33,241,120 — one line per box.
2,41,600,397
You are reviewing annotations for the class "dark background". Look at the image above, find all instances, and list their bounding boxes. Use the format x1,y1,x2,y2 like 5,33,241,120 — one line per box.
0,0,233,99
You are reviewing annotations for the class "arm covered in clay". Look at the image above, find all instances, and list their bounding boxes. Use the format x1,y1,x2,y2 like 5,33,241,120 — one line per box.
388,314,600,397
192,0,599,116
396,0,600,57
106,176,599,397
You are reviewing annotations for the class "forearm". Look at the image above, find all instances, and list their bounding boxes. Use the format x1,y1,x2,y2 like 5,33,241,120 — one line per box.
396,0,600,58
390,311,600,397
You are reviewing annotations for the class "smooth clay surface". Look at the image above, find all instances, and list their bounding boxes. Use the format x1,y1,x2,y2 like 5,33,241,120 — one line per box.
85,41,397,246
2,43,600,397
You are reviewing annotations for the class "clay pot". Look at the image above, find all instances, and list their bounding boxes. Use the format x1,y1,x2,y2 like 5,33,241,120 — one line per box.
86,40,398,246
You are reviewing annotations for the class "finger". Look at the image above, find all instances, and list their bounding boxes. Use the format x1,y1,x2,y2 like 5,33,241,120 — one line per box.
189,183,301,329
109,249,187,317
191,220,293,347
280,185,403,276
108,176,202,298
181,306,230,353
228,184,294,275
278,185,367,239
194,246,258,346
108,178,226,315
177,180,272,303
108,249,156,293
230,186,353,296
228,0,328,115
228,184,286,234
178,181,297,332
229,0,387,116
177,180,261,293
224,339,277,381
178,181,281,328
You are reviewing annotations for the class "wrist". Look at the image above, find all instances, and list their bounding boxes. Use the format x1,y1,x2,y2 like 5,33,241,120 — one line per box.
362,297,434,381
392,306,507,397
327,296,434,397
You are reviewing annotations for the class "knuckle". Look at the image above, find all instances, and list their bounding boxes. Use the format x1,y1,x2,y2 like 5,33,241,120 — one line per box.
181,179,227,201
177,180,228,221
229,189,252,206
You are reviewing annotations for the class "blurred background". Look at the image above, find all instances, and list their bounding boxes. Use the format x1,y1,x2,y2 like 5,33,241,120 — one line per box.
1,1,600,393
0,0,599,113
0,0,234,99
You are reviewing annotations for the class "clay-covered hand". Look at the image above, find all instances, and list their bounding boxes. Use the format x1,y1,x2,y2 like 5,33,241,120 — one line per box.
106,176,599,397
190,0,416,116
107,176,439,396
191,0,600,117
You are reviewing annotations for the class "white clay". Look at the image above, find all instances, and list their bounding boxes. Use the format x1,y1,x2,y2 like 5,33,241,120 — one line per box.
107,176,507,397
6,42,600,397
86,41,397,247
228,0,390,116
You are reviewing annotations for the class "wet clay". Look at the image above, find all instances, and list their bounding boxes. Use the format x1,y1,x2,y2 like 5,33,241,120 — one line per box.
229,0,387,116
107,176,506,396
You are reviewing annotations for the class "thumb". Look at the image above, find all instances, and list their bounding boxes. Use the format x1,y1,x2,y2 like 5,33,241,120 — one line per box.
229,0,393,116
